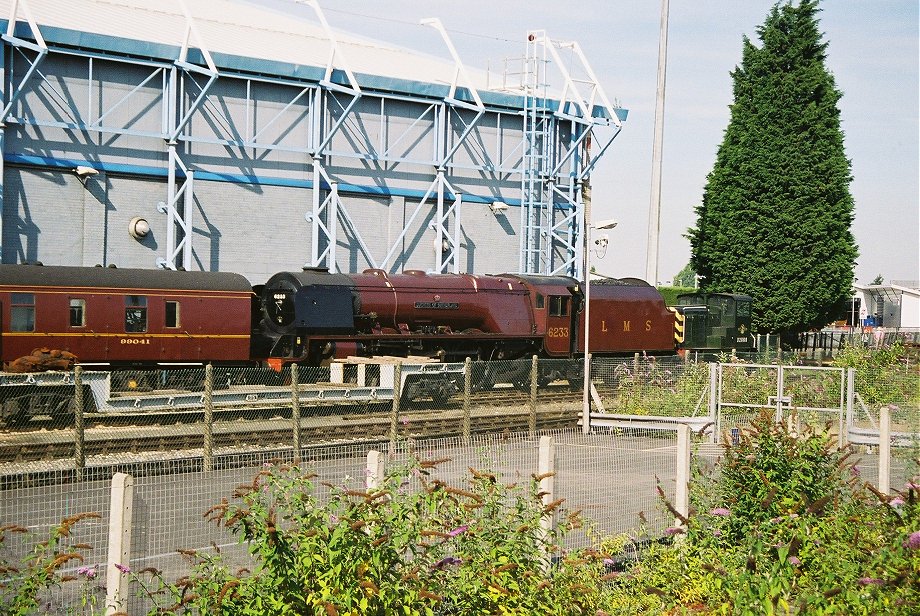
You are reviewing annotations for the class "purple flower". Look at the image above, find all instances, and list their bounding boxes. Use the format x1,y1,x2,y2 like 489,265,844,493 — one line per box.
858,577,884,586
710,507,730,517
712,529,722,537
889,497,905,507
603,558,615,566
77,566,97,579
447,525,468,537
329,514,339,525
114,563,131,574
431,556,461,570
664,527,685,536
788,556,801,566
906,482,920,491
903,531,920,550
850,466,861,477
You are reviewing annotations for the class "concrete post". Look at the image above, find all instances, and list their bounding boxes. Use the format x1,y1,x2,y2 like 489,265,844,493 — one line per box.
708,362,718,444
366,450,385,491
106,472,134,615
675,424,691,527
878,406,891,495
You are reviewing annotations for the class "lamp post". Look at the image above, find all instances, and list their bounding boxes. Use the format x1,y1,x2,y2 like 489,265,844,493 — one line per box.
582,217,618,434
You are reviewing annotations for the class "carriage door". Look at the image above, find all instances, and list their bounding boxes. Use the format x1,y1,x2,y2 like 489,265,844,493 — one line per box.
545,295,573,356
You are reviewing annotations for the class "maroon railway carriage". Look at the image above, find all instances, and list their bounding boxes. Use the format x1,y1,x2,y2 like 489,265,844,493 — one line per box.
0,264,254,369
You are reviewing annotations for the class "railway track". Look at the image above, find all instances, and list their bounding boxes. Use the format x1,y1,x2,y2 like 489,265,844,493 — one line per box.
0,388,582,465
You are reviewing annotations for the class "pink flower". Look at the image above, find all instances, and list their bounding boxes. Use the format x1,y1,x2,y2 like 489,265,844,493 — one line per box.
664,527,685,536
114,563,131,574
77,566,96,579
712,529,722,537
858,577,884,586
904,531,920,550
889,497,905,507
788,556,801,566
447,525,468,537
710,507,730,517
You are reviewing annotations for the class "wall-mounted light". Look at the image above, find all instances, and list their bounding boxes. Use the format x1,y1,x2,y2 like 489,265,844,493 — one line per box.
74,166,99,186
490,201,508,214
128,217,150,240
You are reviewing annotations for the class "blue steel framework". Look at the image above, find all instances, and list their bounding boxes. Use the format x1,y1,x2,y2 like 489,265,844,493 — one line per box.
0,0,623,278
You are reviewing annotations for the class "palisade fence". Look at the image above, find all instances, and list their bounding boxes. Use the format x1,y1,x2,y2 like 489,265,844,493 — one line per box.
0,354,917,612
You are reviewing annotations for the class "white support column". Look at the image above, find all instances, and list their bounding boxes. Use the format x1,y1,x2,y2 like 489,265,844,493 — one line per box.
157,148,194,270
106,472,134,615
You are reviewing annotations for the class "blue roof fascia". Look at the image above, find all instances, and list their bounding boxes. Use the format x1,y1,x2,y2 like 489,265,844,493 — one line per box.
0,19,624,119
4,152,525,207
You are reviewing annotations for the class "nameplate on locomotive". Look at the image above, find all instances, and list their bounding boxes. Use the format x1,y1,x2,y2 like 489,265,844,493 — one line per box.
414,301,459,310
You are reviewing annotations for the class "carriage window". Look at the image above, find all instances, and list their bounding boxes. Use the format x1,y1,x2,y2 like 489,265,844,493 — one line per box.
736,300,751,318
69,299,86,327
125,296,147,333
11,293,35,332
549,296,569,317
165,301,180,328
535,293,545,309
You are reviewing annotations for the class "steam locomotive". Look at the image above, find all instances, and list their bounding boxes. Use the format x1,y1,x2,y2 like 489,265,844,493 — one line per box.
0,263,754,373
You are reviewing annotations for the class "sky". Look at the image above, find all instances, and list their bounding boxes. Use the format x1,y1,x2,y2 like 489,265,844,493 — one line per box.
253,0,919,286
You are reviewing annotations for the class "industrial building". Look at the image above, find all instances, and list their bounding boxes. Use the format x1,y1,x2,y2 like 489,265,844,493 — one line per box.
0,0,623,284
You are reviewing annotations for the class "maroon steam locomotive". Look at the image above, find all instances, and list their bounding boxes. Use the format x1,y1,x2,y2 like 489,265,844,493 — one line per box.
0,263,677,372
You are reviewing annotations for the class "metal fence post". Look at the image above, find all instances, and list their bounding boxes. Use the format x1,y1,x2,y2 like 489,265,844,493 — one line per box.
204,364,214,472
878,406,891,495
291,364,302,455
389,362,402,456
844,367,855,447
73,366,85,478
366,449,385,491
537,435,555,571
708,362,718,444
106,472,134,615
675,424,691,527
462,358,472,444
529,355,538,437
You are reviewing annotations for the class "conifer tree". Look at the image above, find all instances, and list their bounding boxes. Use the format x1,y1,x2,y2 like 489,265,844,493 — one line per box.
688,0,857,336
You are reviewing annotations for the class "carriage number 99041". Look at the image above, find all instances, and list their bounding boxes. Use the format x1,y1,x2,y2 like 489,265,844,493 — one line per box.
547,327,569,338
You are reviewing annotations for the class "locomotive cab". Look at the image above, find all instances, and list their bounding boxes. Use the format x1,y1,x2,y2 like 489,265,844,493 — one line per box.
676,292,754,353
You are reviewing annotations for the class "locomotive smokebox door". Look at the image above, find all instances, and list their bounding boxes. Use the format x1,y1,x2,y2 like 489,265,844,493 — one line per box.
294,284,355,334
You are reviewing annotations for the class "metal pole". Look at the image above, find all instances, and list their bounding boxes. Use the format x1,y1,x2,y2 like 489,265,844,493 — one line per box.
582,203,592,434
462,357,472,444
73,366,85,478
203,363,213,472
389,362,402,456
529,355,539,437
291,364,302,454
645,0,669,284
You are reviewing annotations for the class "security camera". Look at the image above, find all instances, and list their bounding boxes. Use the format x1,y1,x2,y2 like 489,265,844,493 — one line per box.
74,166,99,185
75,166,99,178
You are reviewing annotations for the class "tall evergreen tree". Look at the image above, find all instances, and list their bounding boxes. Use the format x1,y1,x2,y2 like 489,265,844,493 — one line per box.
688,0,857,335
